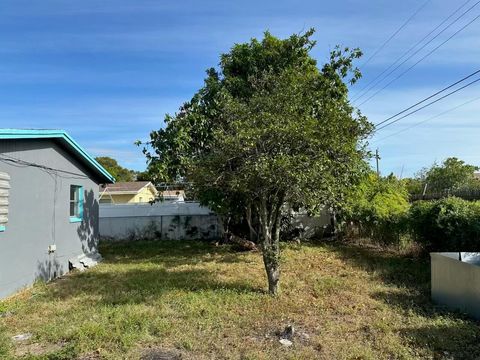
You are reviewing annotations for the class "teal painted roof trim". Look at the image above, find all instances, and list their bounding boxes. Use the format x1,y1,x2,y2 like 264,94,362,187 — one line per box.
0,129,115,183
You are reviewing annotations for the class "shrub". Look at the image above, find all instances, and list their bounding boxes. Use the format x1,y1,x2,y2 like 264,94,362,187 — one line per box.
409,197,480,251
342,174,480,251
342,173,410,244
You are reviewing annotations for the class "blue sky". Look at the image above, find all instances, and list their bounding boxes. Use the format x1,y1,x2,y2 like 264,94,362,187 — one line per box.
0,0,479,177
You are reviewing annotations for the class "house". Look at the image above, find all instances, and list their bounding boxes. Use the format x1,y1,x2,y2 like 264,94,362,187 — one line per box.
99,181,158,204
161,189,185,202
0,129,114,299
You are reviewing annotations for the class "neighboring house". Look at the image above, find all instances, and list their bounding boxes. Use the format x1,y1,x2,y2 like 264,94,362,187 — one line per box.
99,181,158,204
161,189,185,202
0,129,114,299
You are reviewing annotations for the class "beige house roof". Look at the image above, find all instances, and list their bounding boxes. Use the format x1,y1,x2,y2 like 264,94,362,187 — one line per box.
99,181,158,195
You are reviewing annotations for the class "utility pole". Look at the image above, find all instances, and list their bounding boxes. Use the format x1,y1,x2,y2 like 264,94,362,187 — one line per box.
422,183,428,199
375,148,380,176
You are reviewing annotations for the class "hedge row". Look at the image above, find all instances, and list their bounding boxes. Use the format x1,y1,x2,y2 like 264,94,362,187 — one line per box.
409,197,480,252
345,197,480,252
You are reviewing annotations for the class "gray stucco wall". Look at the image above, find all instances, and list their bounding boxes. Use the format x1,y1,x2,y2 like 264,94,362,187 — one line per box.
0,139,101,299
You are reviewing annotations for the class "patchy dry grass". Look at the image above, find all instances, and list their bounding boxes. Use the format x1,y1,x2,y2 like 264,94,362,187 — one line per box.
1,240,479,359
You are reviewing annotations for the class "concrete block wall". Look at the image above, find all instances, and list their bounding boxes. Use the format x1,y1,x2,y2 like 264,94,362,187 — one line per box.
99,202,222,241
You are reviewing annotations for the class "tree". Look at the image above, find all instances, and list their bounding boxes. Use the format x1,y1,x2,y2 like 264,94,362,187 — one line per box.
95,156,135,182
135,170,153,182
346,173,409,221
420,157,478,193
403,177,424,195
143,30,372,294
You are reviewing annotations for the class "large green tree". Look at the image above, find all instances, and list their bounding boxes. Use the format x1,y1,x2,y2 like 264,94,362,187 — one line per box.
95,156,135,182
143,30,372,294
415,157,479,194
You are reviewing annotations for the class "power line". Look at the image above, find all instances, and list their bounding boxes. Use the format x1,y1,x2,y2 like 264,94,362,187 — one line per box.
353,0,478,102
376,68,480,127
376,76,480,131
0,154,88,179
373,94,480,144
352,0,476,102
357,12,480,107
359,0,432,69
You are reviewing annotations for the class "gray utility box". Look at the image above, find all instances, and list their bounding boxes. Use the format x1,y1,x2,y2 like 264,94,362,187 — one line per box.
431,252,480,319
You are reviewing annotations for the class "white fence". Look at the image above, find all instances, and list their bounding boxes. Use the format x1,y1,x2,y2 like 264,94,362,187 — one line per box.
431,252,480,319
99,201,332,242
99,202,222,241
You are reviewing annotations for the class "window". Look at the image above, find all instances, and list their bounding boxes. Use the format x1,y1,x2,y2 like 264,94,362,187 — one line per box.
69,185,83,223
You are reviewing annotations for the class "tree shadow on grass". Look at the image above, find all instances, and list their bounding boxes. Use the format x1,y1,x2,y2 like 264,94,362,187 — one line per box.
328,243,468,316
306,241,480,358
40,240,263,305
303,241,480,316
328,243,430,291
99,239,250,267
399,323,480,359
303,241,431,297
46,267,262,306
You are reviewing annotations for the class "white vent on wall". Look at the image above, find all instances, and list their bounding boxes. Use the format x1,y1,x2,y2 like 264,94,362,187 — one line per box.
0,172,10,226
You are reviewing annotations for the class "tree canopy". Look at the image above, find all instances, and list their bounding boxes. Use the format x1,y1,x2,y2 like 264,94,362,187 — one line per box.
425,157,478,193
411,157,479,194
143,29,372,294
96,156,135,182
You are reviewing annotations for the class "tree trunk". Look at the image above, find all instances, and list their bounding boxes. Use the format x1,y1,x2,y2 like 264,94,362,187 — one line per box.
221,215,231,236
245,204,257,242
256,195,283,296
330,210,337,236
263,251,280,295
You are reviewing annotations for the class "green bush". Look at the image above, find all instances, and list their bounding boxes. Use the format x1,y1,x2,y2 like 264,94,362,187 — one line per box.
342,173,410,244
342,173,480,251
409,197,480,251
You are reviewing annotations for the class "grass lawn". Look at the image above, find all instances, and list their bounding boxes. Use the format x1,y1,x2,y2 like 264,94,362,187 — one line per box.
1,240,479,359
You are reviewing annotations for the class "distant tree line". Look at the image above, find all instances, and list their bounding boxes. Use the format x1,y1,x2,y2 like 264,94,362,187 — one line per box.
404,157,480,200
95,156,151,183
341,157,480,252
